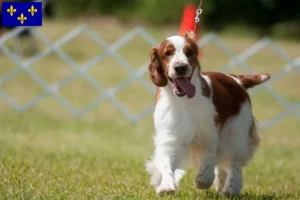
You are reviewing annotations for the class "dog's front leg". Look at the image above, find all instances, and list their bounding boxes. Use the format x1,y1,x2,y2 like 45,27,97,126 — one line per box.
146,140,189,196
154,149,176,195
148,102,195,195
221,162,242,196
156,144,188,195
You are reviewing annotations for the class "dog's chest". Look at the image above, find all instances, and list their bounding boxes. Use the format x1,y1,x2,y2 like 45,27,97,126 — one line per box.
185,98,215,129
154,95,215,143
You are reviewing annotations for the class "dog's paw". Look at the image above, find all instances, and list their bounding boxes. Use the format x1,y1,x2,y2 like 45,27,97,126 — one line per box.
194,168,215,189
156,182,176,196
146,160,162,187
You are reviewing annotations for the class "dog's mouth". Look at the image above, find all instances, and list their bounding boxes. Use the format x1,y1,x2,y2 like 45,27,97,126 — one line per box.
169,76,196,99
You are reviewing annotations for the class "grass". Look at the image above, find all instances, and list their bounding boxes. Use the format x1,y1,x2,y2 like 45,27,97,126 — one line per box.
0,18,300,199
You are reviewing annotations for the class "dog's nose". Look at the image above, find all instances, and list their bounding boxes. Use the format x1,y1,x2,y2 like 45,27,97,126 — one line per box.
174,64,188,75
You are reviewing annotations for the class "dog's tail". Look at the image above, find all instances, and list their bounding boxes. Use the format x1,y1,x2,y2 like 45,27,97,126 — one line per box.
230,73,271,90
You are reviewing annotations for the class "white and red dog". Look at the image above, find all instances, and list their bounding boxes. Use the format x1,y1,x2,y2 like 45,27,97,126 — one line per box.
146,31,270,196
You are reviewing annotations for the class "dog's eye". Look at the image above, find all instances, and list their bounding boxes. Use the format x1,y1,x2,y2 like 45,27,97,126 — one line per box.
186,50,194,57
165,51,171,56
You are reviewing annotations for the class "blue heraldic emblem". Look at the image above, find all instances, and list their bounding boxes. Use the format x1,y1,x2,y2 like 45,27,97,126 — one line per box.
1,2,43,26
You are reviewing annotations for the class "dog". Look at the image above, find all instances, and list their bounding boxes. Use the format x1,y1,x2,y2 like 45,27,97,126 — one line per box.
0,0,55,55
145,31,270,196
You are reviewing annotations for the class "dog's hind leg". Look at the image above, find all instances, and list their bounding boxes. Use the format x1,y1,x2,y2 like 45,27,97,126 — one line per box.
221,161,242,196
194,149,217,190
194,132,218,190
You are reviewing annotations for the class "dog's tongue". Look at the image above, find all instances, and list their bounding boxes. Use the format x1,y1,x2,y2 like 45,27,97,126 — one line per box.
174,77,196,99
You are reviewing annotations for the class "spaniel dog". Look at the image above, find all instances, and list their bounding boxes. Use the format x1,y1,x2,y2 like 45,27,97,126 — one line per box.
146,31,270,196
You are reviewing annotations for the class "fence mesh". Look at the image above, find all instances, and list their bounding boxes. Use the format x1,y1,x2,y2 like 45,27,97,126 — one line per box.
0,25,299,130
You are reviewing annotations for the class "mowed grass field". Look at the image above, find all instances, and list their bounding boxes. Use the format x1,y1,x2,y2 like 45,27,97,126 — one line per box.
0,18,299,199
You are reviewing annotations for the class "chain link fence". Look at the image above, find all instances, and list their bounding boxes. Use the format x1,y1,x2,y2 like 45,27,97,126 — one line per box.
0,25,299,130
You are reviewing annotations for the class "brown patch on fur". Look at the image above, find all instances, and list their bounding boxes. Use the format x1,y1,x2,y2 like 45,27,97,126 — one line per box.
148,47,168,87
184,37,199,62
185,30,202,59
148,40,177,87
184,36,201,79
230,73,270,89
157,40,176,77
202,72,250,128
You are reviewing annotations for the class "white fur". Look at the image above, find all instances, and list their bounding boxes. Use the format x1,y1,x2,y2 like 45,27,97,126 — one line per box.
146,36,258,196
214,166,227,192
228,75,242,85
260,74,270,83
166,36,193,78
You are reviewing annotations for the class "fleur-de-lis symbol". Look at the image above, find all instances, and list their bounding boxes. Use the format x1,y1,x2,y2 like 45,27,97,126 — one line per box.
7,5,17,16
17,13,27,24
28,5,38,16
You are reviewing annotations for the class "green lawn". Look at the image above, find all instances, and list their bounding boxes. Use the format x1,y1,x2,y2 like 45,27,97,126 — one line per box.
0,19,299,199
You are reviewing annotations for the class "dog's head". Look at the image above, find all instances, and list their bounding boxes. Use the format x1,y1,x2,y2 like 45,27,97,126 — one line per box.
148,31,199,98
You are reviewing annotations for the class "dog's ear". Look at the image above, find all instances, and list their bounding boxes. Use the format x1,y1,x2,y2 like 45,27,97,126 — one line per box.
184,30,196,40
148,47,167,87
184,30,200,59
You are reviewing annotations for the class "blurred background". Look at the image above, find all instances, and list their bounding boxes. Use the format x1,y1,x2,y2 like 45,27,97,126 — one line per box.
0,0,299,199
